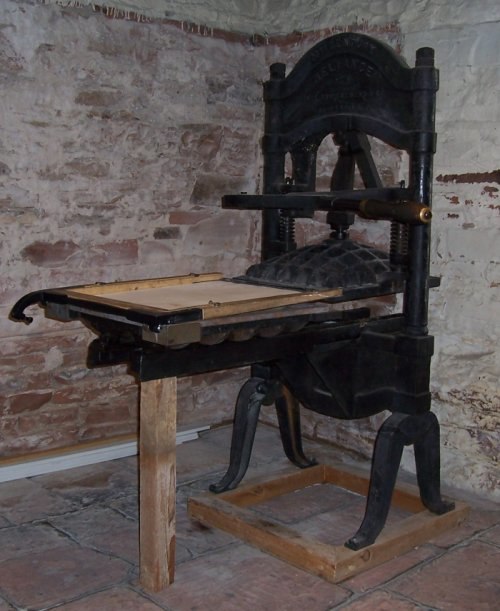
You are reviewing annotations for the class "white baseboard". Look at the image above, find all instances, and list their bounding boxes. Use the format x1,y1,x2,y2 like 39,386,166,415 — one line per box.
0,426,210,483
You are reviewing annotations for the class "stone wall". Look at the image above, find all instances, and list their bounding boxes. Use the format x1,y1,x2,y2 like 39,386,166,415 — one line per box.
0,0,264,455
261,1,500,500
1,0,498,500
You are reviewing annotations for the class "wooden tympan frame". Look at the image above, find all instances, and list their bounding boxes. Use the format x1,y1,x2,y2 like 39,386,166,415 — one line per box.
188,463,468,583
56,272,342,322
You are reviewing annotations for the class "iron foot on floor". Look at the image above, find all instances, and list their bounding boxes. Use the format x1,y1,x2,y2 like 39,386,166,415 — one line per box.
210,376,315,494
345,410,453,550
209,377,271,493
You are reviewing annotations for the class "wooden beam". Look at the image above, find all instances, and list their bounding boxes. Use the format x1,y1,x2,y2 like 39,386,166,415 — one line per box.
188,464,469,584
139,377,177,591
69,272,224,295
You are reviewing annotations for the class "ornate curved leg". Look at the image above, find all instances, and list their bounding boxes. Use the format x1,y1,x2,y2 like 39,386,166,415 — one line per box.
345,412,407,550
346,411,454,550
275,385,317,469
209,378,268,493
414,411,455,514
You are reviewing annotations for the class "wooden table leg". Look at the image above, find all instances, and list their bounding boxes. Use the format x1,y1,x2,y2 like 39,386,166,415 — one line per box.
139,377,177,591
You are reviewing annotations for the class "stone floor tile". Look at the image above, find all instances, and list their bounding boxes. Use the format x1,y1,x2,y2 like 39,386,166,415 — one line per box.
337,589,422,610
342,544,439,593
251,482,359,524
109,492,139,520
147,544,349,611
479,524,500,546
200,423,295,469
176,472,226,503
299,502,367,546
0,597,14,610
34,460,138,507
176,502,236,560
50,506,139,564
0,545,131,609
0,429,496,610
54,586,164,610
86,523,139,565
50,506,133,538
0,522,69,562
0,478,75,524
176,435,232,483
292,496,409,548
389,540,500,610
0,516,11,528
428,506,500,548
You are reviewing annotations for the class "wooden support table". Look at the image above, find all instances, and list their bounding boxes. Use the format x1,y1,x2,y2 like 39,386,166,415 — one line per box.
11,272,466,590
139,377,177,591
11,273,343,591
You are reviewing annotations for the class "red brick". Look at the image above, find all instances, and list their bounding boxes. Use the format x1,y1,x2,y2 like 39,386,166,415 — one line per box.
82,400,136,426
87,239,139,266
168,209,213,225
0,427,81,457
21,241,80,267
8,392,53,414
80,422,137,442
75,89,122,107
64,159,110,179
16,406,80,434
0,353,46,371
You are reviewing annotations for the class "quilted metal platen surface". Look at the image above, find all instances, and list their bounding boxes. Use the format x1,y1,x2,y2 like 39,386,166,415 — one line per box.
240,239,394,291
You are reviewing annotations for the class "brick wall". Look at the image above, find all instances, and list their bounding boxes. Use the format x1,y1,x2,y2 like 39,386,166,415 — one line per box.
1,0,498,501
0,1,263,456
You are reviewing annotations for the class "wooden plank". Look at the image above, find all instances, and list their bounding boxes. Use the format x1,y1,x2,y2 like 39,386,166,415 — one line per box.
75,281,341,314
139,378,177,591
332,501,469,581
188,494,341,582
201,287,342,319
69,272,224,296
220,465,326,507
323,463,426,513
189,464,469,584
64,278,342,320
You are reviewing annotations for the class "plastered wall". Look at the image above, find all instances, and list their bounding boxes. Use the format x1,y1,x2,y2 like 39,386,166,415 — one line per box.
1,0,498,499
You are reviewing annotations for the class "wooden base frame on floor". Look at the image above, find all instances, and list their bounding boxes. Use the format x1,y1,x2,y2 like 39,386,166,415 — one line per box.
188,463,469,583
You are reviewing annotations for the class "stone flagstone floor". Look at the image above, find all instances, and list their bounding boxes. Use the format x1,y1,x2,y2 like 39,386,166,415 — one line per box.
0,424,499,610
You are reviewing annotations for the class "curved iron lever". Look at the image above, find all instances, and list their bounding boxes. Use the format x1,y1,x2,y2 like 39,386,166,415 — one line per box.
9,290,47,324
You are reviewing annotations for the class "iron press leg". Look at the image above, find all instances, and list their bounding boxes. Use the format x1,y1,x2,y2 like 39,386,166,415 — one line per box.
346,411,454,550
275,385,317,469
209,377,268,493
210,377,315,493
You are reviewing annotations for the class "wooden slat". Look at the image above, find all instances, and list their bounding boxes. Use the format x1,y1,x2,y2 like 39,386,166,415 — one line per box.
68,272,224,296
139,378,177,591
188,464,469,584
64,277,342,320
323,463,426,513
331,502,469,582
188,495,341,582
221,465,326,507
201,287,342,319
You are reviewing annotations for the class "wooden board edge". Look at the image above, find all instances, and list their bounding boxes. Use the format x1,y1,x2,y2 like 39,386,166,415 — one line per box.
218,464,326,507
201,287,343,320
332,501,470,581
188,491,469,585
188,494,341,582
67,272,224,296
323,463,427,513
